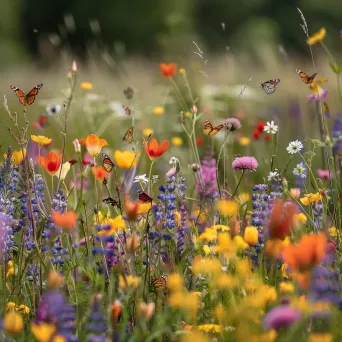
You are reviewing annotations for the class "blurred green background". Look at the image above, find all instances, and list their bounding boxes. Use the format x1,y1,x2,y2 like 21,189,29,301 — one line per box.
1,0,340,69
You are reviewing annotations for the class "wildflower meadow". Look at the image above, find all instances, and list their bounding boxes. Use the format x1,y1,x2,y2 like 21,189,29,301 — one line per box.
1,11,342,342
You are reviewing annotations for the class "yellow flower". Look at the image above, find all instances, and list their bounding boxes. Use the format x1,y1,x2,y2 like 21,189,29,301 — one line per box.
328,226,337,238
52,336,67,342
308,333,333,342
153,106,164,115
214,304,225,321
239,192,250,202
216,200,239,217
279,281,295,294
203,245,211,255
307,27,326,45
198,324,222,333
119,275,140,290
300,192,322,205
199,227,217,242
4,148,27,166
80,134,108,157
80,82,93,90
233,235,249,251
296,213,307,224
215,274,239,289
244,226,258,246
192,257,221,275
7,302,16,311
31,135,52,147
167,273,184,292
282,263,291,279
3,311,23,336
171,136,183,147
181,331,209,342
169,292,199,320
55,162,71,181
239,136,250,146
8,260,13,268
114,150,139,169
6,267,14,277
143,128,153,137
211,224,230,232
31,323,56,342
179,68,186,74
18,304,30,314
97,215,126,236
184,111,192,118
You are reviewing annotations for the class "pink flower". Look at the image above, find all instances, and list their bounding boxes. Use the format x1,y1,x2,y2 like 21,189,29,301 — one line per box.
232,156,258,171
223,118,241,131
263,305,301,330
73,139,81,153
306,87,328,102
166,167,177,178
317,169,332,180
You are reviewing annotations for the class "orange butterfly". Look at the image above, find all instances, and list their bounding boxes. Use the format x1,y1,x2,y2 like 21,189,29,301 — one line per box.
10,84,43,105
101,153,115,173
123,127,134,144
151,275,167,290
122,104,131,116
203,120,224,136
296,69,317,84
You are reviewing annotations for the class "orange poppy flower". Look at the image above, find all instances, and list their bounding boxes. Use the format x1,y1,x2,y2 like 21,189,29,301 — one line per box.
38,152,62,176
92,166,109,180
52,211,77,231
124,198,139,221
79,134,108,157
283,233,327,272
160,63,177,78
143,138,169,160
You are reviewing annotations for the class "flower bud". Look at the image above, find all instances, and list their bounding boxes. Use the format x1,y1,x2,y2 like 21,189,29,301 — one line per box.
244,226,258,246
126,234,140,253
73,139,81,153
124,199,139,221
138,302,155,321
72,60,77,73
3,311,23,336
112,300,122,323
191,104,198,114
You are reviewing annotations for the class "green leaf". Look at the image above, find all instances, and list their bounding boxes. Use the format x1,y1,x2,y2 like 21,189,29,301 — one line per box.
329,62,342,74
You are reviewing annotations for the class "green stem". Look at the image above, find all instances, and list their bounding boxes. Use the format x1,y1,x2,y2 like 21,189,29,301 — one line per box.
216,132,231,198
231,170,246,199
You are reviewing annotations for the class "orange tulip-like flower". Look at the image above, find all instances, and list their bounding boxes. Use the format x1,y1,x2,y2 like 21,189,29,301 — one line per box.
143,138,169,160
38,152,62,176
92,166,109,180
52,211,77,231
124,198,139,221
160,63,177,78
79,134,108,157
283,233,327,272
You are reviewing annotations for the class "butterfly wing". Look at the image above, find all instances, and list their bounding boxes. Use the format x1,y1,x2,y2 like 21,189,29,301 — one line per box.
151,275,167,290
296,69,317,84
25,84,43,105
203,120,214,135
101,153,115,173
138,191,153,203
261,79,280,95
123,127,134,144
10,86,27,105
122,104,131,116
103,197,120,208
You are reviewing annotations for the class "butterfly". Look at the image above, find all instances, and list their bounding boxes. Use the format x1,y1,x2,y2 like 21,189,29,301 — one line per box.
122,104,131,116
101,153,115,173
123,127,134,144
260,78,280,95
151,275,168,290
138,191,153,203
203,120,224,136
103,197,120,208
296,69,317,84
10,84,43,105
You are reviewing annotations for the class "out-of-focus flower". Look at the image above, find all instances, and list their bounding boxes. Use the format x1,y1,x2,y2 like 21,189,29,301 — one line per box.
268,199,297,240
263,305,301,330
300,192,323,205
97,215,126,236
171,136,183,146
307,28,326,45
7,302,16,311
283,233,327,272
80,82,93,90
198,324,222,333
244,226,258,246
293,162,306,178
252,129,261,139
216,200,239,217
307,86,328,102
126,234,140,252
119,275,140,290
31,323,56,342
143,128,153,137
38,152,62,176
52,211,77,231
286,140,303,154
18,305,30,315
48,271,64,289
296,213,307,224
317,169,332,180
232,156,258,171
138,302,155,321
56,161,71,181
92,166,109,180
114,150,139,169
239,192,250,203
290,188,301,199
224,118,241,131
5,148,26,166
124,199,139,221
257,121,267,132
144,138,169,160
112,300,122,323
279,282,295,294
160,63,177,77
3,311,24,336
179,68,185,74
239,136,250,146
46,104,62,116
31,135,52,147
80,134,108,157
73,139,81,153
308,333,333,342
264,121,278,134
153,106,165,115
196,137,203,146
166,167,177,178
268,170,281,182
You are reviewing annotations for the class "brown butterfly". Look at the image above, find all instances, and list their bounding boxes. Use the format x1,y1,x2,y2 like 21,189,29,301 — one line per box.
296,69,317,84
101,153,115,173
10,84,43,105
122,104,131,116
103,197,120,208
203,120,224,136
151,275,168,290
123,127,134,144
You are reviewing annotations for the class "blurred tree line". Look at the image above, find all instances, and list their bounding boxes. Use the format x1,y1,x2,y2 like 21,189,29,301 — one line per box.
0,0,340,68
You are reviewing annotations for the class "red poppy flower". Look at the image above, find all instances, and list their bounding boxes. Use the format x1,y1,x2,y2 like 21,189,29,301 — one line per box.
252,129,261,139
196,137,203,146
143,138,169,159
257,121,267,132
160,63,177,78
38,152,62,176
92,166,109,180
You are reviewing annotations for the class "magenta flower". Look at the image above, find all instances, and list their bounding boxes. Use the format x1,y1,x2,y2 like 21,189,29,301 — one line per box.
317,169,332,180
263,305,301,330
196,154,218,197
306,88,328,102
232,156,258,171
224,118,241,131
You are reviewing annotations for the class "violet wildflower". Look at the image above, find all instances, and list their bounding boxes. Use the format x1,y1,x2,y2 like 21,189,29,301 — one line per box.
307,86,328,102
232,156,258,171
263,305,301,330
196,154,218,200
87,295,107,342
223,117,241,131
0,212,15,257
57,304,78,342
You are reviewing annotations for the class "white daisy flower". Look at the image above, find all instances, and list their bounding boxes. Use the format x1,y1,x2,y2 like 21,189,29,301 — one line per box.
293,162,307,178
264,121,278,134
134,174,149,185
169,157,179,166
268,170,281,182
286,140,303,154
